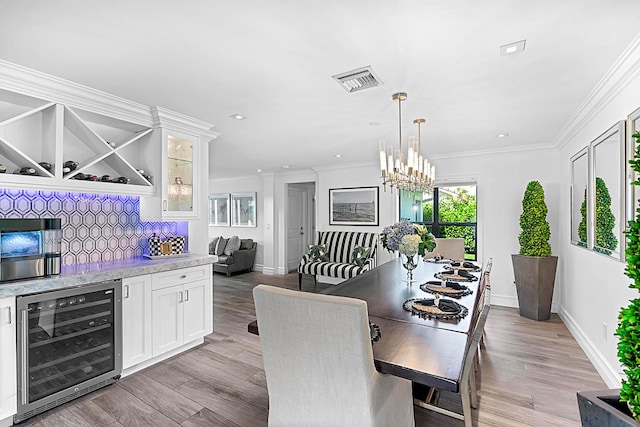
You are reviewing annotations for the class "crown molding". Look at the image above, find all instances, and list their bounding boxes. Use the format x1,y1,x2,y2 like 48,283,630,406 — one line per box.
312,161,378,173
152,106,220,140
552,32,640,150
429,142,558,160
0,59,154,126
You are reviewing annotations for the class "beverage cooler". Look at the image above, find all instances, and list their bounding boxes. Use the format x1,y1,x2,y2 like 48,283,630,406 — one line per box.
14,280,122,423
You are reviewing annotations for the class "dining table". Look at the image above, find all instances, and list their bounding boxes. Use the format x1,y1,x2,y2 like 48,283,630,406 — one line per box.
248,257,484,392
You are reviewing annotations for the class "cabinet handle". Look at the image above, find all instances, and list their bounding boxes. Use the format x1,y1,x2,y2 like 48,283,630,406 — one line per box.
185,290,189,301
21,309,28,405
179,291,183,303
7,307,11,324
163,200,168,211
180,274,187,279
124,285,129,299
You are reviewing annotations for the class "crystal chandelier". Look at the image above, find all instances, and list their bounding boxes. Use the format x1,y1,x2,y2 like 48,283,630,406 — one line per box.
379,92,435,192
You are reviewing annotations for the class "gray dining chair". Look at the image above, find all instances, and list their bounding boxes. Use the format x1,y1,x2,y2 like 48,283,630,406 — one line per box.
253,284,415,427
424,238,465,260
414,303,491,427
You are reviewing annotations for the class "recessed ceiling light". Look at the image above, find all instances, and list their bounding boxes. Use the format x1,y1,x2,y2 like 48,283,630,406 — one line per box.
257,169,262,173
230,114,246,120
282,165,290,169
497,133,509,138
499,40,526,56
335,154,341,158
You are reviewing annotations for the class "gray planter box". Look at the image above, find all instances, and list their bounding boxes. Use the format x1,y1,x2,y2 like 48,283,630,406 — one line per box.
511,254,558,321
578,389,640,427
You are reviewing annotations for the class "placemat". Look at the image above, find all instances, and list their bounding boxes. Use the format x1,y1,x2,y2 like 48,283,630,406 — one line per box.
446,261,481,272
423,257,452,264
434,270,479,282
420,280,473,298
402,298,468,320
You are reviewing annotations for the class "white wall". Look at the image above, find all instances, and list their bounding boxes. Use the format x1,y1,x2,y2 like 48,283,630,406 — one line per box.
555,34,640,387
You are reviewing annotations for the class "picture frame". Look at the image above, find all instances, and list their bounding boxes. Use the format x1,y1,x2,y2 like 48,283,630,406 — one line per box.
329,187,379,226
231,192,257,227
209,194,230,226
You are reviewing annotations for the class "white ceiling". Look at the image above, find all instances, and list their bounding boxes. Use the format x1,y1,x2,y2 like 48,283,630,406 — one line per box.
0,1,639,179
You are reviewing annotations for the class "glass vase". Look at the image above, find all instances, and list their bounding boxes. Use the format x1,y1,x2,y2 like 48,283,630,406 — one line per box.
401,253,418,283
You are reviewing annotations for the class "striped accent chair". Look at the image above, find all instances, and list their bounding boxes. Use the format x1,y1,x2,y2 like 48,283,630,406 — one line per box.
298,231,378,290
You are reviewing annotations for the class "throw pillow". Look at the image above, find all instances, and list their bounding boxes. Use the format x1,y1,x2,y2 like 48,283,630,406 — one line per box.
239,238,254,250
308,244,329,262
209,237,220,255
215,237,228,256
351,246,372,267
224,235,241,255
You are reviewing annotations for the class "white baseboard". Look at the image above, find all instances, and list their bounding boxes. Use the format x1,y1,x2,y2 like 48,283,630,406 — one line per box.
0,416,12,427
489,294,560,314
558,306,621,388
122,338,204,378
261,266,275,275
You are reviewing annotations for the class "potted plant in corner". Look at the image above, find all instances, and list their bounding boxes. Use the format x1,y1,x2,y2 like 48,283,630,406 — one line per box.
577,132,640,427
511,180,558,321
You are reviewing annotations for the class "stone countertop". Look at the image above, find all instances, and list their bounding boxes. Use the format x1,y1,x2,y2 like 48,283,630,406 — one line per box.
0,254,216,298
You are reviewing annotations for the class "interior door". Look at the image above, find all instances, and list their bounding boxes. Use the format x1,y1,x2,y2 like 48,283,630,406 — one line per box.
287,187,305,272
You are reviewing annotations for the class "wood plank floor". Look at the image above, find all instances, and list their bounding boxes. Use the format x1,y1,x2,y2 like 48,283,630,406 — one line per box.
22,271,606,426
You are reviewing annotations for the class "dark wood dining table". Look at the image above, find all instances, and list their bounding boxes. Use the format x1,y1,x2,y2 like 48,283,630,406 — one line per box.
248,257,483,392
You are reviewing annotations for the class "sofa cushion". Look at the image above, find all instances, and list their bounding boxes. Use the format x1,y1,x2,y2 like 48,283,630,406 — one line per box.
308,244,329,262
240,238,254,250
216,255,234,265
215,237,228,256
209,237,220,255
351,246,372,267
224,235,241,255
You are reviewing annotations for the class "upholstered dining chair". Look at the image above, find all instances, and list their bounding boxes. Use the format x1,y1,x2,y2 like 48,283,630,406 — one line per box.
424,238,465,260
253,285,415,427
413,303,491,427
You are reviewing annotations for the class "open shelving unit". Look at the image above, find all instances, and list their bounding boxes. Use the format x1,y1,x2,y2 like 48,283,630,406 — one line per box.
0,89,156,195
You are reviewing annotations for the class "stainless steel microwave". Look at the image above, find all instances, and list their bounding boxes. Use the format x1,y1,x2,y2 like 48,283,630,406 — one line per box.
0,218,61,282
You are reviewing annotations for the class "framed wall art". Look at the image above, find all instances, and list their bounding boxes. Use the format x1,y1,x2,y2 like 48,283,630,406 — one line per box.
329,186,379,226
231,192,257,227
209,194,230,226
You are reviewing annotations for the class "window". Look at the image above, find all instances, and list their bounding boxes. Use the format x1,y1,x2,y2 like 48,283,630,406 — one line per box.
400,184,477,260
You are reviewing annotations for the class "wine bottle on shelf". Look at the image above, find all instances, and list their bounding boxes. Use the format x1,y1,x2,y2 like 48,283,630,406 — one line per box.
63,160,79,172
38,162,52,171
100,175,113,182
0,164,6,173
85,174,98,181
142,174,152,183
116,177,130,184
62,167,71,174
72,173,87,180
14,167,36,175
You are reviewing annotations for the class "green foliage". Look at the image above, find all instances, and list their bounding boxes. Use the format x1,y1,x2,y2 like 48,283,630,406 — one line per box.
422,188,476,254
579,188,587,245
594,177,618,254
518,181,551,257
617,131,640,421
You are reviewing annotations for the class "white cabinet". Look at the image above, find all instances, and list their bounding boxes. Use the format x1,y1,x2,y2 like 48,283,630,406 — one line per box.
151,265,213,357
121,275,152,370
0,297,16,421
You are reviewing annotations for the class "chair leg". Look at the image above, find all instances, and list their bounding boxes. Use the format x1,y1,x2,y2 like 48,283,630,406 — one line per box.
313,275,318,287
469,372,479,409
461,378,473,427
298,273,303,290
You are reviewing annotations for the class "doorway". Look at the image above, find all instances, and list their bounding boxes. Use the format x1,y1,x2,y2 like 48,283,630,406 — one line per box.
287,182,315,272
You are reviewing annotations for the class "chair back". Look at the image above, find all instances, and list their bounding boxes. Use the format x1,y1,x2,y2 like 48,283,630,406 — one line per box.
425,238,465,260
462,304,491,380
316,231,378,266
253,285,380,425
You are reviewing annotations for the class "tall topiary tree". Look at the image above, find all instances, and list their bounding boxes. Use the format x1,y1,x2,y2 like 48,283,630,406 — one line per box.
518,181,551,257
594,177,618,254
579,188,588,247
617,131,640,421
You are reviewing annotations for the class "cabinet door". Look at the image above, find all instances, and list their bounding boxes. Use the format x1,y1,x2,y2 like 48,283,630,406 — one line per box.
0,297,16,420
183,278,213,343
122,275,152,369
152,286,184,357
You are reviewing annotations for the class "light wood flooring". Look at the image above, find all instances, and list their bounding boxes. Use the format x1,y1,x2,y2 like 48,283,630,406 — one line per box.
22,271,606,426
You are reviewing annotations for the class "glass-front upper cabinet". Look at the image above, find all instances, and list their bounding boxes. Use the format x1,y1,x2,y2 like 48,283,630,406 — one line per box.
166,135,194,213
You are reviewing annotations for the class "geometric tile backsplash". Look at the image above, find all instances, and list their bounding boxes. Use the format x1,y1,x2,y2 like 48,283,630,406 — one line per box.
0,189,187,266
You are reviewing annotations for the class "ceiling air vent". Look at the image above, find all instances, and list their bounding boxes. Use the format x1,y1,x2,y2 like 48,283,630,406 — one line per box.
332,66,383,93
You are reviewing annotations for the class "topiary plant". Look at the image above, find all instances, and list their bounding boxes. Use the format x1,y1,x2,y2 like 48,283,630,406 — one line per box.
617,131,640,421
518,181,552,257
594,177,618,254
579,188,588,247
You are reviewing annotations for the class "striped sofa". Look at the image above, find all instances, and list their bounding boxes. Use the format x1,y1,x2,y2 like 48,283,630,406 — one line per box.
298,231,378,290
